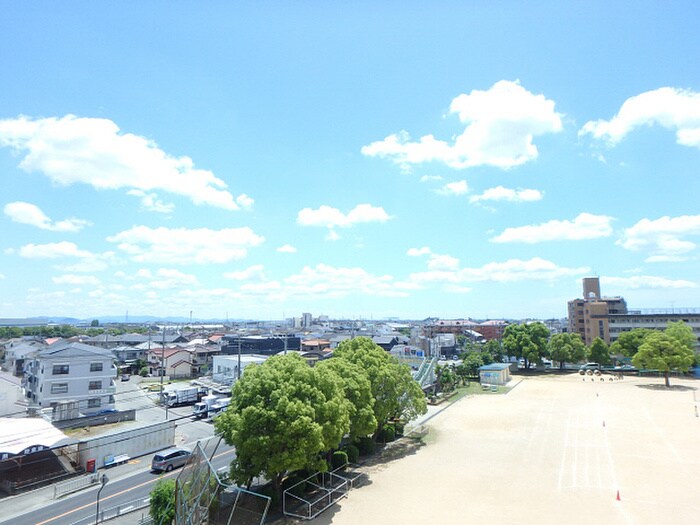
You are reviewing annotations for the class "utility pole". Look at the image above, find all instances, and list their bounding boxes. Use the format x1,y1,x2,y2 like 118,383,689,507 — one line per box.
160,327,167,420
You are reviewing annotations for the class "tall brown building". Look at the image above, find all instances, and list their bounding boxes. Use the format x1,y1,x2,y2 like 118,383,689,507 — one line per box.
568,276,627,345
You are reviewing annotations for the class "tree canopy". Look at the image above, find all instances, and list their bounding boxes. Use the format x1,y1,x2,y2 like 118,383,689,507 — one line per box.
502,322,550,366
214,353,351,500
548,332,586,369
333,337,427,432
610,328,653,358
150,478,176,525
588,337,611,365
633,328,695,387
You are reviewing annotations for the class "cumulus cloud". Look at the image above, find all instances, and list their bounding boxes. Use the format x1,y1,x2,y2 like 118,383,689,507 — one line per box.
126,190,175,214
276,244,297,253
361,80,563,170
491,213,614,243
283,263,417,298
52,274,101,285
106,226,265,264
224,265,266,281
407,246,431,257
580,87,700,148
601,275,697,289
4,201,90,231
436,180,469,196
0,114,248,210
297,203,392,228
410,257,589,285
13,241,94,259
469,186,543,204
617,215,700,256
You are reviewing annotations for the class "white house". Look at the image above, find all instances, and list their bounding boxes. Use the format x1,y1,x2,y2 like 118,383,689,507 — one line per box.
23,341,117,415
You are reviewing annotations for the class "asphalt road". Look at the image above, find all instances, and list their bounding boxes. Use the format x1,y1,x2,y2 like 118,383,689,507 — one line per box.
1,442,236,525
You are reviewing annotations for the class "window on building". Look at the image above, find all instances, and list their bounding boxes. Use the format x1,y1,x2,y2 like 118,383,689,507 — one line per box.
90,362,103,372
87,398,101,408
598,320,604,338
88,380,102,391
51,383,68,394
52,364,69,375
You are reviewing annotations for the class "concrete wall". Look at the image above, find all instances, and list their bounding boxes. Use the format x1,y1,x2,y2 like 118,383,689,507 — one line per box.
53,409,136,430
78,420,176,470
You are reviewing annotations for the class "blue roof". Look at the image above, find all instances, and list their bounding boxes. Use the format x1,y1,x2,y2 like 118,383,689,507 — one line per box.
479,363,511,371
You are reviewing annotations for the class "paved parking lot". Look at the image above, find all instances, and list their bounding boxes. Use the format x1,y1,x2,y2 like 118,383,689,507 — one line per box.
318,373,700,525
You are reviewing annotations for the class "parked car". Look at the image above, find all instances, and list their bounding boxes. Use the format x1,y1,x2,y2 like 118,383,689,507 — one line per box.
579,362,601,375
151,447,192,473
614,364,637,372
121,374,130,381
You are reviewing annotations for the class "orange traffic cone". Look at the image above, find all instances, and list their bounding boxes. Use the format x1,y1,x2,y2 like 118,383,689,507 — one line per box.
616,490,621,501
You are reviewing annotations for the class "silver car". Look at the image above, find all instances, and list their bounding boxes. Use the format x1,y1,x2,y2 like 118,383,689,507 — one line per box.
151,447,191,473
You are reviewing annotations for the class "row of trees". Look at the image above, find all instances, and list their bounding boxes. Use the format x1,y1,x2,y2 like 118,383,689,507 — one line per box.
213,337,427,502
494,321,696,387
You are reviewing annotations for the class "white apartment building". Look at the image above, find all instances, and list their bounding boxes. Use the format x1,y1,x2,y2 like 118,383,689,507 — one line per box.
24,341,117,414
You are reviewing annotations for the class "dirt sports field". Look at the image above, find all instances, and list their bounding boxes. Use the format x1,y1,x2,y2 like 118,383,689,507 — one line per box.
313,373,700,525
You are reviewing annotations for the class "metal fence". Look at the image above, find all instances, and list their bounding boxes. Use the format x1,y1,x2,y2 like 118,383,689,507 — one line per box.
68,496,151,525
283,466,351,520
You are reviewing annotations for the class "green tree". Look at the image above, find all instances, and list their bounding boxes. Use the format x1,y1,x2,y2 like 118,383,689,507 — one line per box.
461,352,485,377
482,339,506,363
503,322,550,368
610,328,653,358
333,337,427,434
548,333,586,369
150,478,176,525
214,353,351,502
588,337,611,365
315,357,377,440
665,321,697,352
632,330,695,387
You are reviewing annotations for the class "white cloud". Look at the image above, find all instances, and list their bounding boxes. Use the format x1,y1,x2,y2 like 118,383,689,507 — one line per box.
4,201,90,232
14,241,94,259
0,114,248,210
469,186,543,203
235,194,255,210
410,257,589,285
436,180,469,196
146,268,200,290
276,244,297,253
297,203,392,228
618,215,700,256
601,275,697,289
224,265,266,281
427,254,460,271
106,226,265,264
420,175,443,183
325,230,341,241
126,190,175,214
361,80,563,170
0,273,5,280
283,263,415,298
491,213,614,243
52,274,101,285
407,246,431,257
580,87,700,148
644,255,689,263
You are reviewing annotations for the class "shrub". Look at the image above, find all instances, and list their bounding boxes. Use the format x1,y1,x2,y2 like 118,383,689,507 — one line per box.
139,366,148,377
331,450,348,470
355,436,375,456
342,444,359,464
378,424,396,443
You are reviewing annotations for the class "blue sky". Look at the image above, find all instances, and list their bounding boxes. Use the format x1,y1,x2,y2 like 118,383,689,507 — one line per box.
1,1,700,321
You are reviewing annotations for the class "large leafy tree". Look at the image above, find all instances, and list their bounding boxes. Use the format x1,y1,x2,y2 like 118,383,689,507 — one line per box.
481,339,506,364
633,330,695,387
610,328,653,358
150,478,176,525
548,332,587,369
315,357,377,440
588,337,611,365
665,321,697,352
214,353,351,501
333,337,427,433
503,322,550,367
